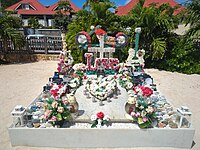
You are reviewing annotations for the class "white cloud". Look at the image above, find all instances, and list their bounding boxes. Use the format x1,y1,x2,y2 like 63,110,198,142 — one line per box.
125,0,131,5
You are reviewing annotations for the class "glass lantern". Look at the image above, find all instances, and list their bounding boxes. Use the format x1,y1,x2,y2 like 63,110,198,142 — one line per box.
177,106,192,128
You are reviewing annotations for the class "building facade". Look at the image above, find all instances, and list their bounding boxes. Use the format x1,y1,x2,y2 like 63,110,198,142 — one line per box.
5,0,80,27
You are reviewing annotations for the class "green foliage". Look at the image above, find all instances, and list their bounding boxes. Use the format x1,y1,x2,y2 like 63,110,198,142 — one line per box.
53,0,73,32
152,1,200,74
28,17,41,28
0,13,25,51
183,1,200,38
66,0,122,63
164,37,200,74
121,0,179,62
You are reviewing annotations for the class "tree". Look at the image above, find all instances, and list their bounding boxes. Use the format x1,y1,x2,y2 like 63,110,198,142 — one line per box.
120,0,180,64
1,0,20,9
66,0,121,63
183,1,200,38
0,11,25,54
53,0,74,33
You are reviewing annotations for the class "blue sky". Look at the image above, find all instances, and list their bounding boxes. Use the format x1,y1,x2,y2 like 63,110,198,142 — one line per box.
38,0,188,8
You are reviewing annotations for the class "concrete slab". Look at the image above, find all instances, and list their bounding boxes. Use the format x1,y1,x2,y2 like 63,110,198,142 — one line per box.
8,125,195,148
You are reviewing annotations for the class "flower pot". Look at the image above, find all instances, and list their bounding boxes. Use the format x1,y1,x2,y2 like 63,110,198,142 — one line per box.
125,95,137,114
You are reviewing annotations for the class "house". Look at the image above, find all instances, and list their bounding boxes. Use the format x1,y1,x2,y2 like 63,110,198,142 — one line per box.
115,0,185,16
5,0,80,27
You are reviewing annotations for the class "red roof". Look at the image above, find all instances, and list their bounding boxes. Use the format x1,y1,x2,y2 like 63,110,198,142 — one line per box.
115,0,184,16
5,0,80,15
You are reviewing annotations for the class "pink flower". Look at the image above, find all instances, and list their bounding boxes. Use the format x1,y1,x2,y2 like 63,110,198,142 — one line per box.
131,112,136,117
44,109,50,120
51,116,57,121
135,112,140,117
142,117,148,122
57,67,61,72
62,100,69,105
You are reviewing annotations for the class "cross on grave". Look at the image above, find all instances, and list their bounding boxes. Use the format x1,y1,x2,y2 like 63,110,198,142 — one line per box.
88,36,115,58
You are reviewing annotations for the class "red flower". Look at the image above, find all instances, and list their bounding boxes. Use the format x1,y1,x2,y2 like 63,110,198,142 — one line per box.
96,112,105,120
57,67,61,72
140,86,153,97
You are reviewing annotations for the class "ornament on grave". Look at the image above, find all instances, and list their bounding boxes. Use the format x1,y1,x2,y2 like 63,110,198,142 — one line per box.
125,95,137,114
126,27,145,72
176,106,192,128
11,105,27,127
75,25,128,48
57,33,74,74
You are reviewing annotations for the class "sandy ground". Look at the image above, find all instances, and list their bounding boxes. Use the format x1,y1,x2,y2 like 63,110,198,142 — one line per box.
0,61,200,150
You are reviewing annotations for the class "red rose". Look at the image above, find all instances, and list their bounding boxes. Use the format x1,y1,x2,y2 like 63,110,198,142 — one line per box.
96,112,105,120
141,86,153,97
57,67,61,72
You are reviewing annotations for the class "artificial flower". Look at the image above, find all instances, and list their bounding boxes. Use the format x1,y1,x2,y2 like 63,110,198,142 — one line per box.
96,112,105,120
91,115,97,121
146,106,154,114
57,106,64,113
51,101,58,108
51,116,57,121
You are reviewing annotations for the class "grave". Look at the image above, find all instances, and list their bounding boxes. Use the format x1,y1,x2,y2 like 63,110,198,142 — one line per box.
8,26,195,148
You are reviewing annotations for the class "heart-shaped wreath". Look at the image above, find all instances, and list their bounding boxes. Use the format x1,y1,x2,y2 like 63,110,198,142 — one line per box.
86,76,117,100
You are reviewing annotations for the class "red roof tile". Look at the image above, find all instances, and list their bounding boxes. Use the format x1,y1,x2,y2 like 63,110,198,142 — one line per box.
5,0,80,15
116,0,184,16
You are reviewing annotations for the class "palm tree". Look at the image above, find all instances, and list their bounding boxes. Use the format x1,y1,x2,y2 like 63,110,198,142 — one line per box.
53,0,74,33
83,0,102,9
120,0,180,61
183,1,200,38
66,0,119,63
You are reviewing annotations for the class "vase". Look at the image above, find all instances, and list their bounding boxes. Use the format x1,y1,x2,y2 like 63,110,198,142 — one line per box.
125,95,137,114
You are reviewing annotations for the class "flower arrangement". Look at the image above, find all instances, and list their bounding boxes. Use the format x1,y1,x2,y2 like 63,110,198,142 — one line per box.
45,98,72,127
86,76,117,100
134,86,153,97
50,84,67,100
129,95,157,128
90,112,110,128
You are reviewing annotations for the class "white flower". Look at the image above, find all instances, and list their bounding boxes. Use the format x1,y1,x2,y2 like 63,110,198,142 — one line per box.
91,115,97,121
146,106,154,113
127,82,133,89
141,110,147,117
103,115,110,121
131,112,136,117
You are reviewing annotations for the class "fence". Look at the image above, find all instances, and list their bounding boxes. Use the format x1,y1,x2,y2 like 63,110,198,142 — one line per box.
0,35,62,54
